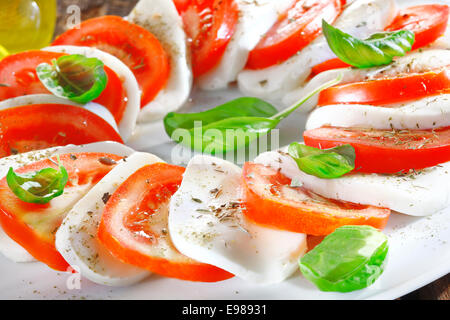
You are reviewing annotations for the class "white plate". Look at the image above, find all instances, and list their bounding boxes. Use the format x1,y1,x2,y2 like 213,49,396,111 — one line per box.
0,0,449,300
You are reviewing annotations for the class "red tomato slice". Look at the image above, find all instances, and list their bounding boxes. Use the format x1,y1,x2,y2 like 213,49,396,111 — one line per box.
311,4,449,76
304,126,450,174
0,50,128,124
98,163,233,282
385,4,449,51
318,69,450,106
0,152,123,270
181,0,239,77
241,162,390,236
52,16,170,107
0,104,123,158
245,0,344,70
309,58,350,79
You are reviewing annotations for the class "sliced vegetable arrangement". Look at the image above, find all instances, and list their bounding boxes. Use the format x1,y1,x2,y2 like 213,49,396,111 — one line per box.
0,0,448,297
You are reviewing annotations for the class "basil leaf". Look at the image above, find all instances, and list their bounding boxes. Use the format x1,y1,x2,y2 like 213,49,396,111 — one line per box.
288,143,355,179
6,158,69,204
322,20,415,68
164,97,278,138
299,225,388,292
165,76,342,153
188,116,280,154
36,54,107,104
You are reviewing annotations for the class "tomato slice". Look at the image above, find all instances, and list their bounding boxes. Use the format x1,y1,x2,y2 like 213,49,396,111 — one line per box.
310,4,450,76
98,163,233,282
0,104,123,158
181,0,239,77
52,16,170,107
0,152,123,270
245,0,344,70
0,50,128,124
241,162,390,236
304,126,450,174
385,4,449,51
309,58,350,79
318,69,450,106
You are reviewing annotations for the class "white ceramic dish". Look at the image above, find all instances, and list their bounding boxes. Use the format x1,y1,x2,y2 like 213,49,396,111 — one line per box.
0,0,448,300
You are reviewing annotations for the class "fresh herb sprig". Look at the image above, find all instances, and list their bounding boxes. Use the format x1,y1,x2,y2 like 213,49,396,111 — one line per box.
36,54,107,104
288,143,355,179
164,75,342,154
6,156,69,204
322,20,415,68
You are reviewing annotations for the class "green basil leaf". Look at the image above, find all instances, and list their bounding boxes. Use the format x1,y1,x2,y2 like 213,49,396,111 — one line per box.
288,143,355,179
164,97,278,138
6,158,69,204
36,54,107,104
186,116,280,154
299,225,388,292
164,76,342,154
322,20,415,68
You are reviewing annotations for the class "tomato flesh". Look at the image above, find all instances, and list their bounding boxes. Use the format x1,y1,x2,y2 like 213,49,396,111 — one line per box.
0,50,128,124
241,162,390,236
0,152,123,270
98,163,233,282
52,16,170,107
304,126,450,174
385,4,449,50
0,104,123,158
318,69,450,106
181,0,239,77
246,0,344,70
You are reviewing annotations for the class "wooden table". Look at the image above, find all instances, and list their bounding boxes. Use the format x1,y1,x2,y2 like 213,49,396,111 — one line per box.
55,0,449,300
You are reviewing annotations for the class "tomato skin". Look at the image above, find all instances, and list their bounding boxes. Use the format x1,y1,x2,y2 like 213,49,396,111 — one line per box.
241,162,390,236
182,0,239,77
0,50,128,124
0,104,123,158
385,4,449,50
98,163,233,282
0,152,123,271
246,0,344,70
304,126,450,174
318,69,450,107
52,15,170,107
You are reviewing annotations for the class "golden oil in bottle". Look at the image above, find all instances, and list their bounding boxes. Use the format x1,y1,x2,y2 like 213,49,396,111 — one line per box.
0,0,57,54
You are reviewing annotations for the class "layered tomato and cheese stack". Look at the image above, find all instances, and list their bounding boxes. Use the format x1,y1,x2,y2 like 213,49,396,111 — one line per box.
255,49,450,218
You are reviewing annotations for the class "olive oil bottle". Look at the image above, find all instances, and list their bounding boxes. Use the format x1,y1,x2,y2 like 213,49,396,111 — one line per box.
0,0,57,54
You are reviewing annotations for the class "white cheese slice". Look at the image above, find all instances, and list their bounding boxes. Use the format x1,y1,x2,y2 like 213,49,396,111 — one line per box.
168,155,307,284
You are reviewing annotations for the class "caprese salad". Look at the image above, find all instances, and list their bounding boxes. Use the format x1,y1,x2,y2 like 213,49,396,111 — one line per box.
0,0,448,295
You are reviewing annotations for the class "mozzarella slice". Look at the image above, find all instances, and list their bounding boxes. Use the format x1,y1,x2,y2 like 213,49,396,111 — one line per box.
0,93,119,133
254,150,450,216
284,49,450,110
44,45,140,141
0,142,134,263
237,0,396,102
196,0,296,91
127,0,192,123
55,152,164,286
305,94,450,130
168,155,307,284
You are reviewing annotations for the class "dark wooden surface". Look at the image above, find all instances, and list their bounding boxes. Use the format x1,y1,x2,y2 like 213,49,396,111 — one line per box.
55,0,449,300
